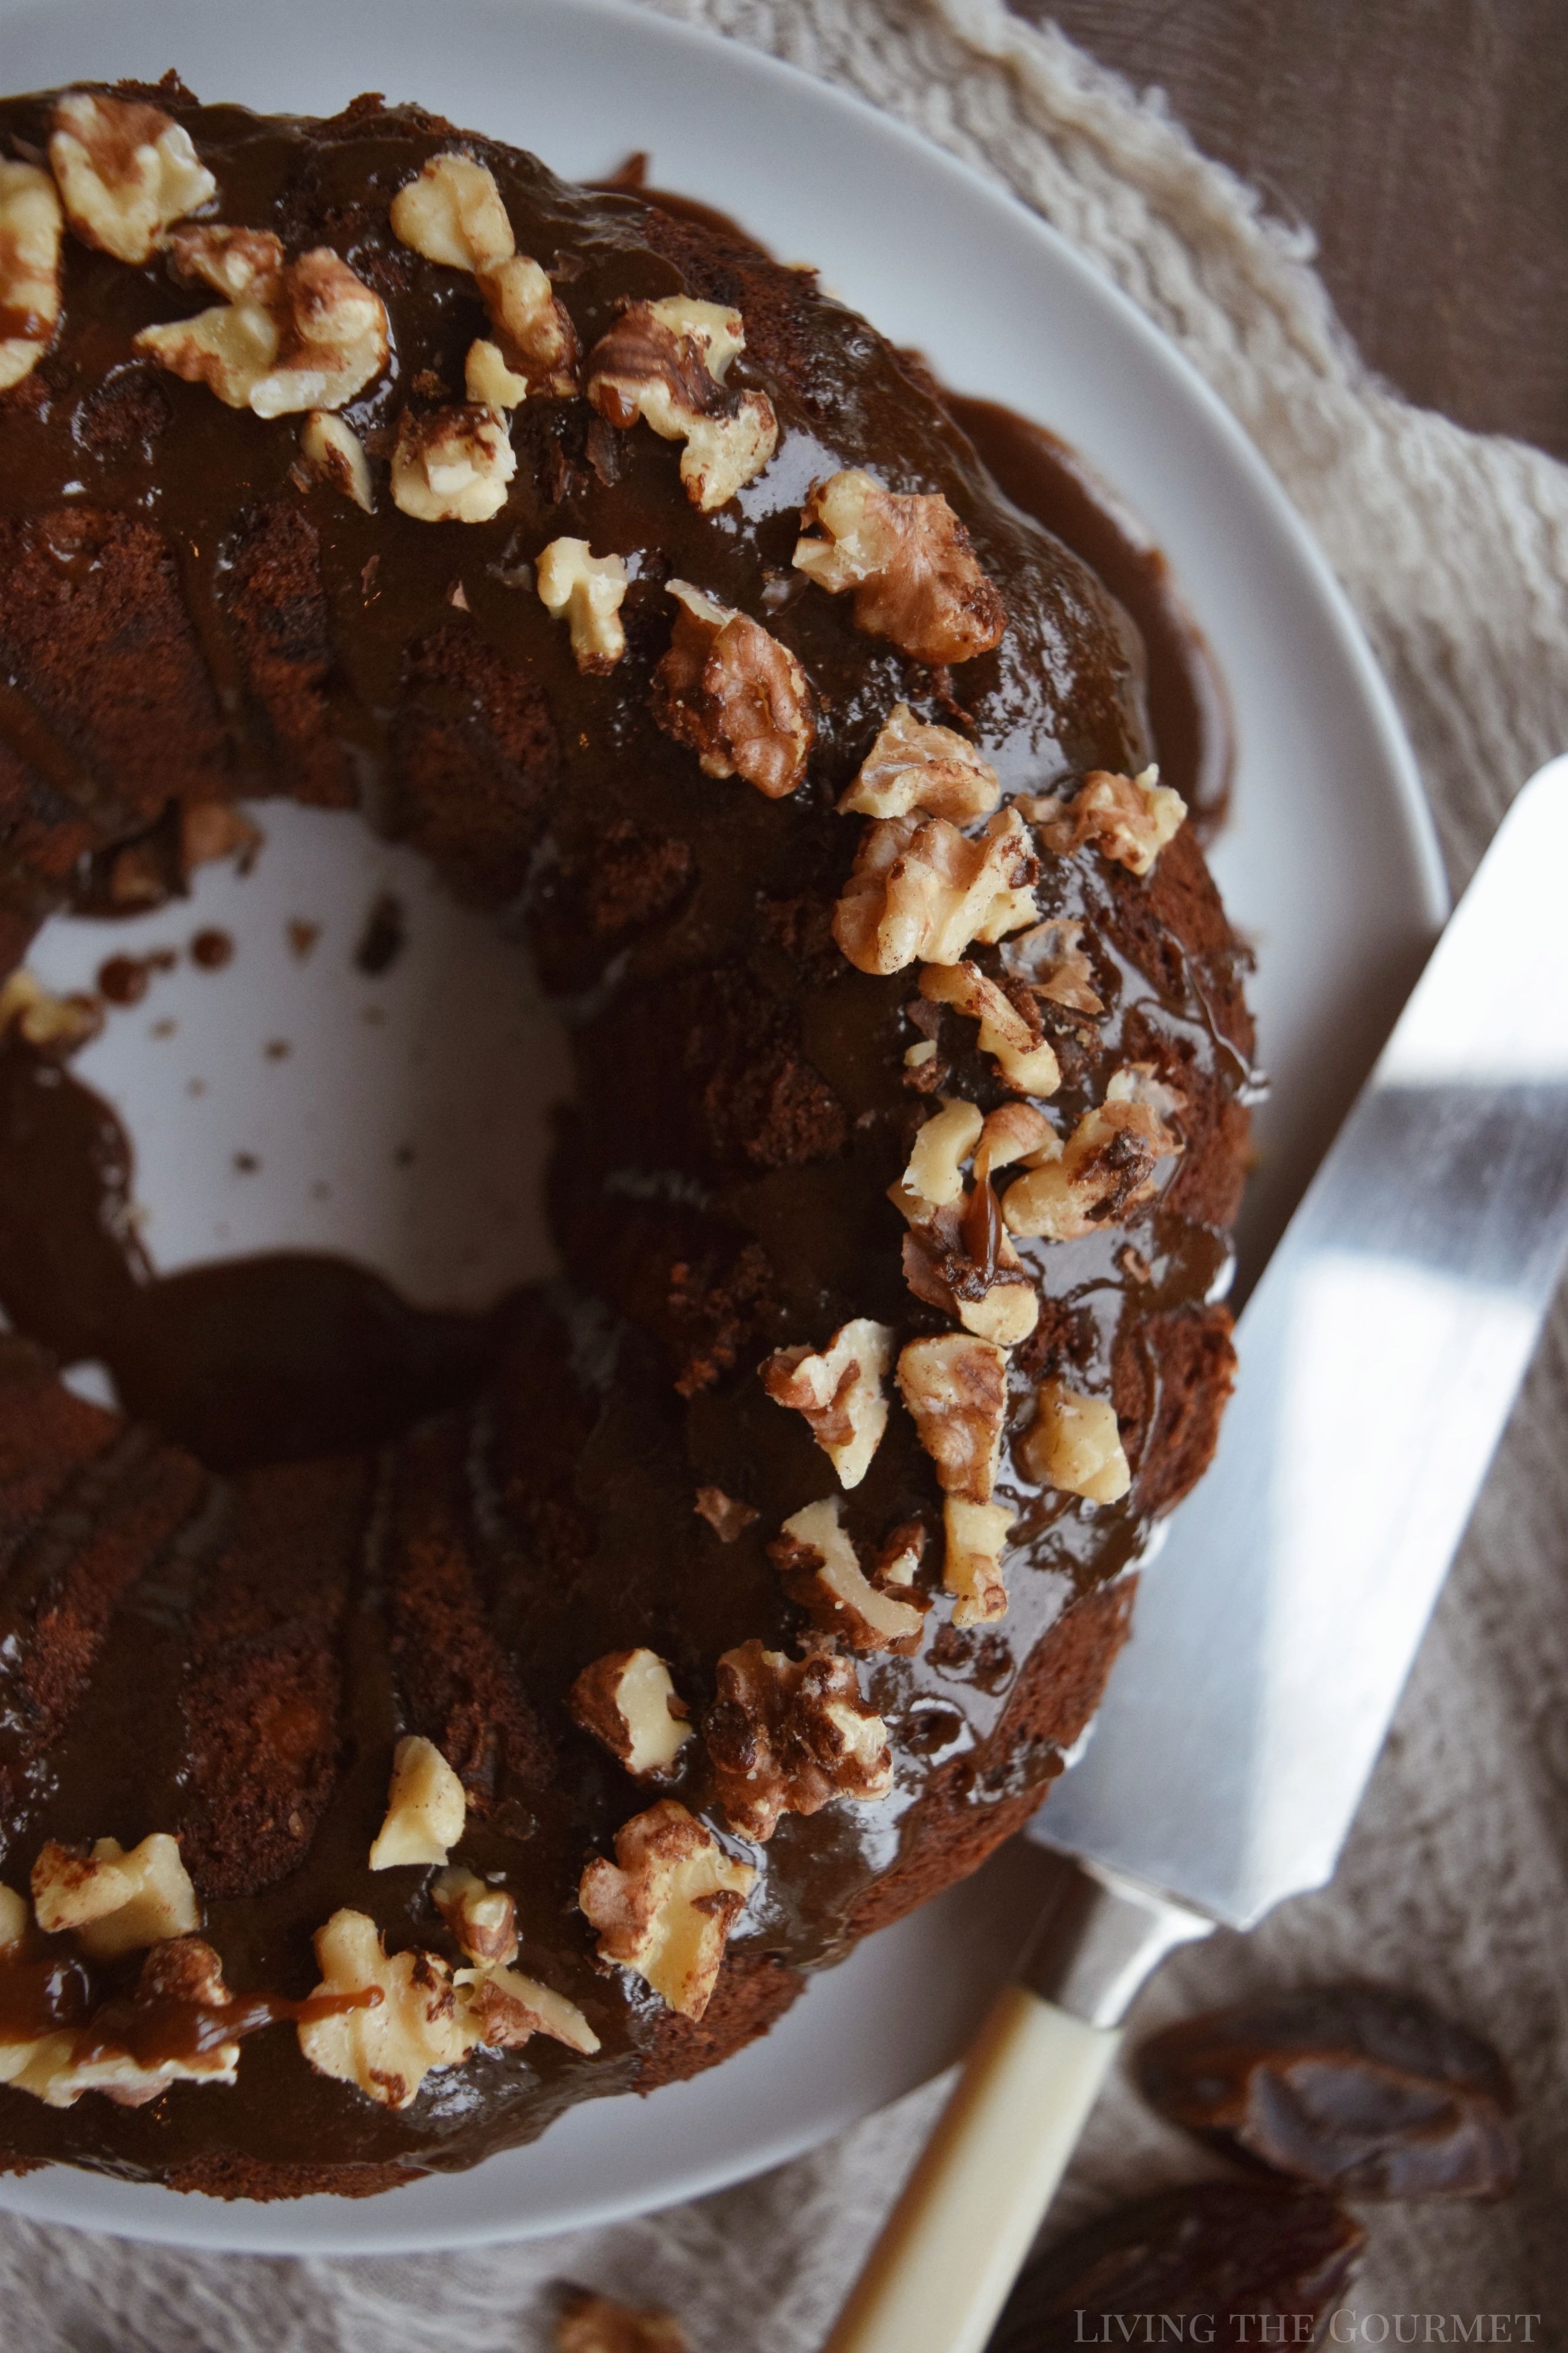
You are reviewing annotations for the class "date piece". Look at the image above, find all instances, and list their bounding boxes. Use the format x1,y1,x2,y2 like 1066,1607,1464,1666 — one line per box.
987,2182,1362,2353
1136,1985,1519,2202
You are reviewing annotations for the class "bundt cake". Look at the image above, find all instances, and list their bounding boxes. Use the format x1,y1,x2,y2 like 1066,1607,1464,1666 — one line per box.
0,79,1254,2197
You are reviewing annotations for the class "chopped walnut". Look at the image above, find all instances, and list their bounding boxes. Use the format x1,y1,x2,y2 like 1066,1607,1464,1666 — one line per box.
944,1497,1015,1626
900,1096,983,1211
839,704,1000,824
4,1938,245,2109
31,1834,200,1959
793,469,1006,663
432,1865,519,1968
0,968,101,1052
465,335,528,408
900,1201,1040,1349
1003,917,1104,1015
181,799,262,878
455,1959,599,2054
876,1520,926,1587
586,295,778,510
1017,1379,1131,1504
976,1101,1057,1176
1106,1061,1187,1119
300,409,373,511
558,2289,689,2353
706,1638,894,1841
652,579,813,798
833,806,1037,976
1023,765,1187,878
389,153,515,272
0,159,62,392
578,1799,755,2021
391,402,516,523
135,226,388,416
919,958,1062,1096
770,1497,925,1654
0,1884,28,1959
897,1333,1009,1505
1001,1086,1180,1241
536,536,629,672
762,1317,893,1489
478,255,580,398
49,90,215,266
693,1487,758,1542
298,1908,473,2109
368,1735,466,1870
569,1649,693,1780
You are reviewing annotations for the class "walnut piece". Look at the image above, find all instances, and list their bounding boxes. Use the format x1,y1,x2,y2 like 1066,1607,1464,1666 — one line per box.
1024,765,1187,878
0,1883,28,1958
833,806,1037,976
976,1101,1057,1176
706,1638,894,1841
652,579,813,798
465,335,529,408
770,1497,925,1654
478,255,580,398
578,1799,755,2020
569,1649,693,1780
839,704,1000,824
919,958,1062,1095
586,295,778,510
536,536,629,672
297,1908,473,2109
899,1199,1040,1349
49,90,215,266
432,1865,519,1967
0,159,62,392
762,1317,893,1489
181,799,262,879
0,968,101,1052
368,1735,466,1870
2,1938,245,2109
300,409,373,511
136,225,388,416
899,1096,983,1212
557,2289,689,2353
391,153,515,270
1017,1379,1131,1504
693,1487,758,1542
1002,917,1104,1015
391,402,516,523
793,469,1006,663
944,1497,1015,1626
1001,1082,1180,1241
454,1959,599,2054
31,1834,199,1959
897,1332,1009,1505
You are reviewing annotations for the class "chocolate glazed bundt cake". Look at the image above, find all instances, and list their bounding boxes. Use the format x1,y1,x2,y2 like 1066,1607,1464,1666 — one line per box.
0,81,1255,2197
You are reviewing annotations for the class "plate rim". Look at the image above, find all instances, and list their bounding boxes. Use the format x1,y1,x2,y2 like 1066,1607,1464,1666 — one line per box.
0,0,1447,2255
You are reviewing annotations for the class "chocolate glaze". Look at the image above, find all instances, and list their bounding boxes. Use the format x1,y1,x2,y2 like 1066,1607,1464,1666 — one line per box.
0,84,1253,2192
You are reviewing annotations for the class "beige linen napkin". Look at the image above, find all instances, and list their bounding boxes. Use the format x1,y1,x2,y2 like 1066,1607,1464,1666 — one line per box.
4,2,1567,2341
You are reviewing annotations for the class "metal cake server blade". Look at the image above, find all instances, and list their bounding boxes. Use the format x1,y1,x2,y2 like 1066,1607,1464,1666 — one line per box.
826,755,1568,2353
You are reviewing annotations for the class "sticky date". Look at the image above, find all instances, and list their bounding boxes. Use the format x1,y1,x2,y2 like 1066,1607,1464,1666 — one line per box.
987,2182,1362,2352
1136,1985,1518,2202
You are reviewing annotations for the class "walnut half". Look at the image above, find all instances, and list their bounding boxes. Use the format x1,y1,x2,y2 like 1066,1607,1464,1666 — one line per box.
1001,1078,1180,1241
918,958,1061,1096
793,469,1006,664
578,1800,755,2021
297,1909,473,2109
652,579,813,798
1024,765,1187,878
706,1638,894,1841
833,806,1037,976
839,704,1000,824
136,226,389,416
31,1833,200,1959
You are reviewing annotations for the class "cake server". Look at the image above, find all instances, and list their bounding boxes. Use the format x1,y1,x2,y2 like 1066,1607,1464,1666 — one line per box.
825,752,1568,2353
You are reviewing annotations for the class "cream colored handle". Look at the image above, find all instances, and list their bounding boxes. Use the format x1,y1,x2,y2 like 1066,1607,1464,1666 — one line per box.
823,1980,1118,2353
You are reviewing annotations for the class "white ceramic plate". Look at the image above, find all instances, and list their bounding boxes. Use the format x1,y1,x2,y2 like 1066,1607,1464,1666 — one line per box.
0,0,1446,2252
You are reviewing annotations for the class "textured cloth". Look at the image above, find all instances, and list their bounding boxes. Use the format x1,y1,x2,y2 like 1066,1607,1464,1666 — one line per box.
6,1,1568,2342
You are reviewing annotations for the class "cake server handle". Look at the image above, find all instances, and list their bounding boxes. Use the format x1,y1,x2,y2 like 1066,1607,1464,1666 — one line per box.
821,1862,1211,2353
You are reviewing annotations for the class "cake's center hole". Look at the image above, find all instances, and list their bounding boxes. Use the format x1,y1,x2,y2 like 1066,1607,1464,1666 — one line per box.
1,803,571,1469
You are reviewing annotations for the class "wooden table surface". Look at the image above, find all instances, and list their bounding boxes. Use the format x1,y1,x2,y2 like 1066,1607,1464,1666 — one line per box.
1012,1,1568,464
